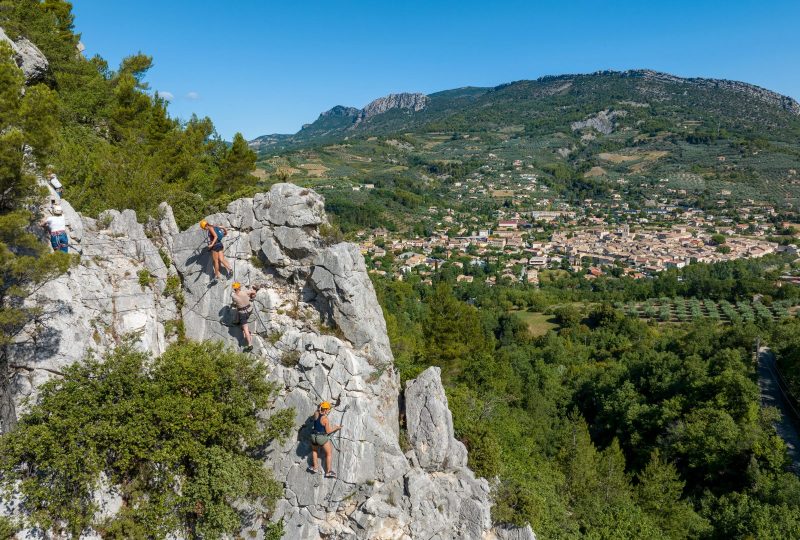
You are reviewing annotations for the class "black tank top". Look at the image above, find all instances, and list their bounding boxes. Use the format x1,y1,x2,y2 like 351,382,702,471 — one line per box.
313,415,326,434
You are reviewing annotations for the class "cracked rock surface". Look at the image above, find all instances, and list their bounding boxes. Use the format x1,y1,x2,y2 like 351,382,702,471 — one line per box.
5,183,535,540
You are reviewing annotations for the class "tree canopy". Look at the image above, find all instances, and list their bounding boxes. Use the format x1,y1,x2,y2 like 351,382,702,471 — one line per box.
0,341,292,538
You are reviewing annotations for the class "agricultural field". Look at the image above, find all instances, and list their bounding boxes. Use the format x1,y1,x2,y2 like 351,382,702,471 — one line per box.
512,310,559,336
617,297,799,323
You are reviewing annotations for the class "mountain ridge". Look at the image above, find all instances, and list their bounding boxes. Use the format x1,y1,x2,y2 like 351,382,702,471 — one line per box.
249,69,800,151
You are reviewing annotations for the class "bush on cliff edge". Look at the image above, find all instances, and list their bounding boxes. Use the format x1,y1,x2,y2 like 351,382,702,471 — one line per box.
0,340,293,539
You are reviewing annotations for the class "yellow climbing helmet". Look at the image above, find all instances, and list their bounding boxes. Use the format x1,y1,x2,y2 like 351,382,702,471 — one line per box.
320,401,331,410
199,219,208,229
232,282,241,290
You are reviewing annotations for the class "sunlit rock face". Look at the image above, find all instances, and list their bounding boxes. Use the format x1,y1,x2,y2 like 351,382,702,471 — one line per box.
5,183,535,540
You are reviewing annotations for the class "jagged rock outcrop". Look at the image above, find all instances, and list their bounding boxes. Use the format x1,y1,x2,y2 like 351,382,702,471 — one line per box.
4,183,535,539
0,27,48,83
321,105,361,119
360,92,429,119
571,109,626,135
299,93,430,135
405,367,468,471
8,201,176,421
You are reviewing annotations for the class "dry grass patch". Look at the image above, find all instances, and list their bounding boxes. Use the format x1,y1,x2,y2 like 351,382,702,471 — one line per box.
299,163,329,177
599,152,639,163
512,311,559,337
584,166,607,178
599,150,668,165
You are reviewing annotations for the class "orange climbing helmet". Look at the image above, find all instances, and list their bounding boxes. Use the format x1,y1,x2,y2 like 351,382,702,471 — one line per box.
320,401,331,410
232,282,241,290
199,219,208,229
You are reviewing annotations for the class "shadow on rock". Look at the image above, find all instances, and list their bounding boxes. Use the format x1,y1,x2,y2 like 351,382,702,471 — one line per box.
185,249,214,282
296,415,315,466
8,312,64,366
218,305,247,347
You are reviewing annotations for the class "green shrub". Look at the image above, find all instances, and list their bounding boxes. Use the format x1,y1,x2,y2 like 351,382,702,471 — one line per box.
319,223,345,246
0,516,19,540
266,331,283,345
0,341,294,538
280,350,301,367
251,255,267,270
163,274,185,309
164,319,185,342
158,247,171,268
137,269,154,288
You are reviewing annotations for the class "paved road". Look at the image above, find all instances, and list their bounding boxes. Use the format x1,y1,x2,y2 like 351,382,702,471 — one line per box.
758,346,800,472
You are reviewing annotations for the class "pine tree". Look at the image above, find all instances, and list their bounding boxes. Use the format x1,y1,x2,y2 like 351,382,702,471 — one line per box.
218,132,256,194
0,43,71,431
636,450,710,538
423,282,490,375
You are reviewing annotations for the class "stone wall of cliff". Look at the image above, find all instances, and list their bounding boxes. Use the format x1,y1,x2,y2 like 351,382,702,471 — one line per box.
4,183,534,540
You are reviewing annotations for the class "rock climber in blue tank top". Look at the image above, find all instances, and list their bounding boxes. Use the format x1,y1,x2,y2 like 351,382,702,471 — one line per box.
308,401,342,478
199,219,233,283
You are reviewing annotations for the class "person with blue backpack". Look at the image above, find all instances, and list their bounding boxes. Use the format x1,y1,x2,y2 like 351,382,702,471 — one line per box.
200,219,233,282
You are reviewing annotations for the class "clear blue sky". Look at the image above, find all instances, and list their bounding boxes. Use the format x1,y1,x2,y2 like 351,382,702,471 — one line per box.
71,0,800,140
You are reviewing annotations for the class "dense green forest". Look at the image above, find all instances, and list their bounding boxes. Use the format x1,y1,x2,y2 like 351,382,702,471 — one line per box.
0,341,291,539
377,272,800,538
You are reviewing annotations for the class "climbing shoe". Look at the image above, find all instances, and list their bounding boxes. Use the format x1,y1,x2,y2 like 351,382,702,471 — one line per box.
306,466,319,474
243,345,253,353
325,471,336,479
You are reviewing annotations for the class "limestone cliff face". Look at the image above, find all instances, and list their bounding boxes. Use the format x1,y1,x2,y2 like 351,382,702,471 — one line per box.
5,183,534,540
360,93,430,119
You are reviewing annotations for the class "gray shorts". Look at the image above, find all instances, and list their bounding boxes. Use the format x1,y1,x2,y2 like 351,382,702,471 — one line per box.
311,433,330,446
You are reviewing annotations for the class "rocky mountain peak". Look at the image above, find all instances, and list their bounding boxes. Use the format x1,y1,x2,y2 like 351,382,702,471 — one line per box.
4,183,534,539
320,105,361,118
361,92,430,119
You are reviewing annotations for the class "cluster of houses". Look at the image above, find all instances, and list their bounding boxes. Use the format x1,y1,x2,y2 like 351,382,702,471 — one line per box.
554,225,782,274
358,208,793,285
345,153,800,284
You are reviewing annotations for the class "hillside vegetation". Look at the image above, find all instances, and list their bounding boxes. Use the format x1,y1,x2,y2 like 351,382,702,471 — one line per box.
4,3,800,539
252,71,800,232
377,273,800,539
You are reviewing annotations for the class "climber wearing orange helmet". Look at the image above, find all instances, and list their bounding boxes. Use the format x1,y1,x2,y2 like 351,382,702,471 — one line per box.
308,401,341,478
231,281,257,352
199,219,232,283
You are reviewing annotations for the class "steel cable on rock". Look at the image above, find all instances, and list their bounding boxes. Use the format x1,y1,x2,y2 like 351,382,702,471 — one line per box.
326,404,349,504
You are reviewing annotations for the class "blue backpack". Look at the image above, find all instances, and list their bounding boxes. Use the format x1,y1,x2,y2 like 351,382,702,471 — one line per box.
209,225,225,244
